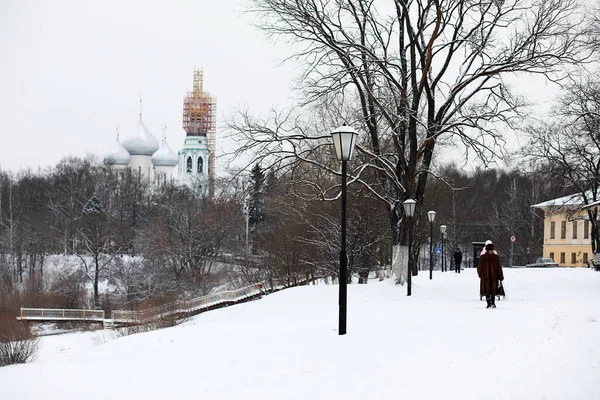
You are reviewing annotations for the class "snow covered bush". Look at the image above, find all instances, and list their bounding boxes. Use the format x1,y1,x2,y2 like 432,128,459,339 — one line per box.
0,313,38,367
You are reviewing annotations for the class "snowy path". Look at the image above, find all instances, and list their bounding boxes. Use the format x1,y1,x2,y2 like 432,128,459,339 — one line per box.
1,268,599,400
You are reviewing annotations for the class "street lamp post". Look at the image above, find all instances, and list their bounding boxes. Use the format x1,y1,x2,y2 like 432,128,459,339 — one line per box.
245,208,249,260
427,211,436,280
330,126,359,336
403,199,417,296
242,198,250,264
440,225,447,272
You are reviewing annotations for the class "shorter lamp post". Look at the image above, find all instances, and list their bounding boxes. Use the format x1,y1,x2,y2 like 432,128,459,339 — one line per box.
330,125,359,336
243,198,250,262
440,224,447,272
403,199,417,296
427,211,436,280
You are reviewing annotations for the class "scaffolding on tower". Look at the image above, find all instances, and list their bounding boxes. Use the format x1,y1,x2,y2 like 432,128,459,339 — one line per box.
183,69,216,191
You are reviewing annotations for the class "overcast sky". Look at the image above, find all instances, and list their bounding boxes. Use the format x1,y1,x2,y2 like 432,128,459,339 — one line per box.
0,0,296,174
1,1,564,175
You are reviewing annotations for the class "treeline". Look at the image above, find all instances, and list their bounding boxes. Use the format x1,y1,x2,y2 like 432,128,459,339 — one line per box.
424,163,572,268
0,156,247,313
0,156,570,312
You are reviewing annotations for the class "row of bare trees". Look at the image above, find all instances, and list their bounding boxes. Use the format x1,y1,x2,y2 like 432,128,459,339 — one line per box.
0,145,584,314
227,0,600,282
0,157,249,310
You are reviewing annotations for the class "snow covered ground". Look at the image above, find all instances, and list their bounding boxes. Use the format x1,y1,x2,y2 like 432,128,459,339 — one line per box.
1,268,599,400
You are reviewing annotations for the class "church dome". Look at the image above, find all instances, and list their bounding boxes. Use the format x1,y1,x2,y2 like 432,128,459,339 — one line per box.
122,117,159,156
103,137,131,166
152,138,179,167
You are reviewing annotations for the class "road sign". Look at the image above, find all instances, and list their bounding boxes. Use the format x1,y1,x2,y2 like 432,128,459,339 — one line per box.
435,247,442,255
510,235,516,242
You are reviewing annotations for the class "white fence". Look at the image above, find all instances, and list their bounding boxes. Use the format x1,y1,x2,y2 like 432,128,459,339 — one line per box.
18,308,105,322
17,277,306,327
112,278,291,325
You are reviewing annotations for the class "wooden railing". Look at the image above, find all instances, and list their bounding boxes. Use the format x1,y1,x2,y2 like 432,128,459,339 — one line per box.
18,308,105,322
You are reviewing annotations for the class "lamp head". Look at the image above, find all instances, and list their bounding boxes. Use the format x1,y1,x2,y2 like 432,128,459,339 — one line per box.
440,224,447,235
427,210,436,223
403,199,417,217
330,126,359,161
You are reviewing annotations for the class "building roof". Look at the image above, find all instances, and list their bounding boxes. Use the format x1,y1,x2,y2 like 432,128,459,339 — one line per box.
122,117,159,156
581,199,600,210
151,138,179,167
103,136,131,166
531,191,595,210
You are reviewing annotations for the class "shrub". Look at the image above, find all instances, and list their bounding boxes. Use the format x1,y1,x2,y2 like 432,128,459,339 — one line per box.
18,269,86,310
47,269,87,309
156,313,182,328
0,313,39,367
113,323,154,337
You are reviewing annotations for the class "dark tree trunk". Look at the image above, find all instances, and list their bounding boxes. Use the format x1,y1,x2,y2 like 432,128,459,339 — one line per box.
17,252,23,283
94,253,100,308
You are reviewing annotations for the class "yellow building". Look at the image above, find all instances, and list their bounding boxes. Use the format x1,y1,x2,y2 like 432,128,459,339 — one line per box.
532,194,593,267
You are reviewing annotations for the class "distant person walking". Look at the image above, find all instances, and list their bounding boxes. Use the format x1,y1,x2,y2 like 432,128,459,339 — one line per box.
454,248,462,273
477,241,504,309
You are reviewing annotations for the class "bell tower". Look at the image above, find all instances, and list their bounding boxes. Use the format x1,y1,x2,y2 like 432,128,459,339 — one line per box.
178,69,216,193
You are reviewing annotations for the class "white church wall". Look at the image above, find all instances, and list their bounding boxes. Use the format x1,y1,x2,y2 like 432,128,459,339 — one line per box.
129,155,154,180
154,166,176,184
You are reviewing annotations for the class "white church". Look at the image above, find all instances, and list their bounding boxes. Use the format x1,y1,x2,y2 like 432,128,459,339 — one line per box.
103,115,183,184
103,71,215,187
102,116,212,187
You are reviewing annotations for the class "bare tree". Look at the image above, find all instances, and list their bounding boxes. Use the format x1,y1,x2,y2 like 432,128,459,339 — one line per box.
228,0,593,284
0,172,21,285
47,156,100,254
140,179,244,289
74,196,122,307
110,256,180,306
524,75,600,259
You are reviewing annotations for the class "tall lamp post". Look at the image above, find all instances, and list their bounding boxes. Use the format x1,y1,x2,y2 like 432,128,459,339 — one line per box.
403,199,417,296
330,125,359,336
440,225,447,272
427,211,436,279
245,207,249,261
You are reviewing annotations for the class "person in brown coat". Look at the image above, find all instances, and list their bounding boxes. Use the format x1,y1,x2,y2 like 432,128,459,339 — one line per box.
477,242,504,309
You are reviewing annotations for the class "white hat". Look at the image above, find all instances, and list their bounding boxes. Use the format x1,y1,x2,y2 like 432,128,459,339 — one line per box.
485,240,492,245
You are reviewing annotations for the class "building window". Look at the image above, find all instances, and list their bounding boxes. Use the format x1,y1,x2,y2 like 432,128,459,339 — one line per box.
572,220,578,239
549,252,554,261
583,253,589,262
560,252,565,263
186,157,192,173
584,220,590,239
560,221,566,239
571,253,577,264
197,157,203,174
550,222,556,239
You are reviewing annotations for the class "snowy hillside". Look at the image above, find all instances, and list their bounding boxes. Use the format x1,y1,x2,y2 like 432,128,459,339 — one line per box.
1,268,599,400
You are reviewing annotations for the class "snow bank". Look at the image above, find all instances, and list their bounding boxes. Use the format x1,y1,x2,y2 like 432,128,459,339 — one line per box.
1,268,598,400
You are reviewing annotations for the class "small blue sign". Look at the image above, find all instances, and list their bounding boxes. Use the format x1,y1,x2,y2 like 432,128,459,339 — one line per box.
435,247,442,255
